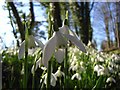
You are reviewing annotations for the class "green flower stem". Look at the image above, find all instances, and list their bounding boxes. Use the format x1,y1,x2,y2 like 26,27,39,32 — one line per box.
59,76,62,90
48,12,53,38
46,4,53,89
64,11,69,89
23,14,28,89
32,55,37,89
46,60,52,90
32,73,35,90
64,48,68,89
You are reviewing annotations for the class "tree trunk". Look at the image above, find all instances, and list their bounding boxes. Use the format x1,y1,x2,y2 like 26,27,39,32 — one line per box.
53,2,62,27
80,2,90,45
8,2,25,41
29,2,35,35
105,23,110,48
116,2,120,48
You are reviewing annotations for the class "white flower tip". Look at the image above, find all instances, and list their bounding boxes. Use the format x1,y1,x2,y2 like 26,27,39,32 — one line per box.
18,41,25,59
81,46,86,53
42,59,48,68
55,49,65,63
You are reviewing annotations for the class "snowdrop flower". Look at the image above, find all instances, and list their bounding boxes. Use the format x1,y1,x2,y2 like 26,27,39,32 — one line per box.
94,65,104,72
42,25,86,67
96,54,104,62
18,35,44,59
55,66,64,78
42,73,57,87
108,66,114,73
71,73,81,80
69,62,79,71
31,59,41,74
94,65,109,76
106,77,116,83
97,68,109,76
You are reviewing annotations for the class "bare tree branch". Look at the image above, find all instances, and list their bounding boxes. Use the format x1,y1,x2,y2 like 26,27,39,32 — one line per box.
8,2,25,41
29,2,35,35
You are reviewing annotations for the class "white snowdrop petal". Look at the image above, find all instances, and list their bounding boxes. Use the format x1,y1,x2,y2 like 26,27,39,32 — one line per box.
106,77,116,83
43,73,47,85
69,28,78,38
31,59,41,74
31,65,35,74
59,25,78,38
55,49,65,63
55,66,64,78
34,37,44,49
56,31,68,48
71,73,81,80
36,59,41,69
51,73,57,87
94,65,99,72
42,33,56,67
18,41,25,59
63,34,86,52
59,25,69,34
43,73,57,87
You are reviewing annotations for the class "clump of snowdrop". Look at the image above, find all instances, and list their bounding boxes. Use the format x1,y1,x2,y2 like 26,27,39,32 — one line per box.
107,54,120,74
94,64,109,76
18,35,44,59
69,61,85,73
111,54,120,64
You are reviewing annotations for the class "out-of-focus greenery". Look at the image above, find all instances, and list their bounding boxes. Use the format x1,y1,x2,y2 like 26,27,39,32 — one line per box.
1,44,120,89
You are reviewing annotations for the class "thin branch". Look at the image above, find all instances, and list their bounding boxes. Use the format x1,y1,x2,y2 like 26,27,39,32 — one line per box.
90,2,94,13
7,4,20,47
29,2,35,35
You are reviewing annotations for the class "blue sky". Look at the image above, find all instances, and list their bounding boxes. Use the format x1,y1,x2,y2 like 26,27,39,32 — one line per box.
0,1,16,49
0,1,47,49
0,1,115,50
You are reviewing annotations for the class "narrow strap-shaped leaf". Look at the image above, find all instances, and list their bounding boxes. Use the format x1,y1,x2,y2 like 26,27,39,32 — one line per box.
18,41,25,59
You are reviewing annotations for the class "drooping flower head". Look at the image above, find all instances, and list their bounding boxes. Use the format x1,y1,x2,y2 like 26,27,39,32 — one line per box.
18,35,44,59
42,19,86,67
